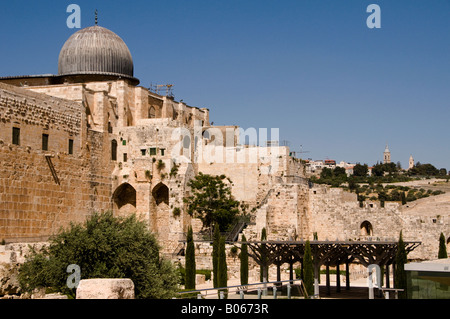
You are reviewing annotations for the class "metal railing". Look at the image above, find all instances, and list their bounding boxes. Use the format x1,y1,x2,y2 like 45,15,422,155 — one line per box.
176,279,308,299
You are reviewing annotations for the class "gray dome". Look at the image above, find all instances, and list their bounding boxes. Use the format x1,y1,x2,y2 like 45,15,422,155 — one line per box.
58,26,134,78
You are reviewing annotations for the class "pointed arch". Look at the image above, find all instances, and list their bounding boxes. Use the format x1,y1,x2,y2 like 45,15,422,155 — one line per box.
152,182,169,206
360,221,373,236
112,183,136,216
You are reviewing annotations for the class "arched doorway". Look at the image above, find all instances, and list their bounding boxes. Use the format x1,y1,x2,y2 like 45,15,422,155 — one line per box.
112,183,136,217
152,182,169,205
360,221,373,236
151,182,170,243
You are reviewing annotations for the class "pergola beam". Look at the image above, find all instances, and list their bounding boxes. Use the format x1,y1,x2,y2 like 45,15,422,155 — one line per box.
236,240,421,291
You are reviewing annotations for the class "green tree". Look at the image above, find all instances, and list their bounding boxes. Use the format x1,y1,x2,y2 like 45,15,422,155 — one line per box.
401,192,407,205
353,163,368,177
333,166,347,177
240,234,249,286
394,231,407,299
184,173,240,233
320,167,333,179
212,224,220,288
438,233,448,259
218,236,228,298
409,163,439,176
185,226,196,290
348,177,357,192
303,240,314,297
260,227,268,282
18,212,179,299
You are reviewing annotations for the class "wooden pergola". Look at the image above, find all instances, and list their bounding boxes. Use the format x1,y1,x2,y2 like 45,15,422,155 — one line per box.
237,240,421,296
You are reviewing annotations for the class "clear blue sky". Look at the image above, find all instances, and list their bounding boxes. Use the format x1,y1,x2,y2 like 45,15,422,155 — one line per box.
1,1,450,169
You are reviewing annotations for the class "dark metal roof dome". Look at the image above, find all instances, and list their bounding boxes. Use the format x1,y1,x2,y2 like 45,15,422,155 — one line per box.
58,26,135,79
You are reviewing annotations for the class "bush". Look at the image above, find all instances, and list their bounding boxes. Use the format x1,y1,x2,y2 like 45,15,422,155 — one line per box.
18,212,179,299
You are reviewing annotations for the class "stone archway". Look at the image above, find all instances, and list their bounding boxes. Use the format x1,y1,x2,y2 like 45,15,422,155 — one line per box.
151,182,170,243
360,220,373,237
112,183,137,217
152,182,169,205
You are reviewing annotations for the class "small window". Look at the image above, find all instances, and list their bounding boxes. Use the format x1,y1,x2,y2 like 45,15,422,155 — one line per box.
42,134,49,151
141,149,146,156
12,127,20,145
160,148,165,156
111,140,118,161
122,140,126,146
68,139,74,155
123,153,128,162
149,148,157,156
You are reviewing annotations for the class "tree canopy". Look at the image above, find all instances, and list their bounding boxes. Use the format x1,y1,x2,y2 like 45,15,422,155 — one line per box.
184,172,240,232
18,212,179,299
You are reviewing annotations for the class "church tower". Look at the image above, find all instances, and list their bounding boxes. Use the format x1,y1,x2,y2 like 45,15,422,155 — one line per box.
409,155,414,170
383,144,391,164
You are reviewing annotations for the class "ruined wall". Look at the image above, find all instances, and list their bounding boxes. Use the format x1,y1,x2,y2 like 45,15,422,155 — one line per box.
307,184,450,260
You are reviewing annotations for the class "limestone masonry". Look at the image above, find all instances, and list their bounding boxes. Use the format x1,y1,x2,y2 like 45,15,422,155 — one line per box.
0,24,448,269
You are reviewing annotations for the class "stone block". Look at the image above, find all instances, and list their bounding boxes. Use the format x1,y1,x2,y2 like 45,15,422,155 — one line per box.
76,278,135,299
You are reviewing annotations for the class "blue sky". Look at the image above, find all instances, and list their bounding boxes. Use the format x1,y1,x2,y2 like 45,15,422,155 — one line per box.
1,1,450,169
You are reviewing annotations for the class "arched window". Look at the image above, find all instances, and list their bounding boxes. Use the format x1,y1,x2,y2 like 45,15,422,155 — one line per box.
148,106,156,118
111,140,118,161
360,221,373,236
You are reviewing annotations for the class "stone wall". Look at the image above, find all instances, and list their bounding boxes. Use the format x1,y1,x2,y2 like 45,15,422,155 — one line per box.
0,83,112,243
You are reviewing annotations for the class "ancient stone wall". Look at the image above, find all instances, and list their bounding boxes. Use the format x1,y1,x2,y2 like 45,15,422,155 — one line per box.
307,184,450,260
0,83,112,242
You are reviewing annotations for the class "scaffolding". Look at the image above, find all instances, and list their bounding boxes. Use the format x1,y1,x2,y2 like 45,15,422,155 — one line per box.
149,83,174,97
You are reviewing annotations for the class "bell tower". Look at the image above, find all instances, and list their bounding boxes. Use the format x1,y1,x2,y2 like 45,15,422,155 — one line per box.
383,144,391,164
409,155,414,170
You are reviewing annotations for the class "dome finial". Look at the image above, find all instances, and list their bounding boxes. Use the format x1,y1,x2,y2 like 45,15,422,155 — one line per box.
95,9,98,25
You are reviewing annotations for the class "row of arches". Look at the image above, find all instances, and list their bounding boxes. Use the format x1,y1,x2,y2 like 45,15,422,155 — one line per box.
112,182,169,214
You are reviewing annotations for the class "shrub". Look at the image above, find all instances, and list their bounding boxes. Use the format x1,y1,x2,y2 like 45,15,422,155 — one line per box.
18,212,179,299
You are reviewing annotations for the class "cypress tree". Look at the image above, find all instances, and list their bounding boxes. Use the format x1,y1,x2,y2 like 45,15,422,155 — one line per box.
218,236,228,298
185,226,196,290
401,192,407,205
303,240,314,297
394,231,407,299
260,227,267,282
212,223,220,288
240,234,249,286
438,233,448,259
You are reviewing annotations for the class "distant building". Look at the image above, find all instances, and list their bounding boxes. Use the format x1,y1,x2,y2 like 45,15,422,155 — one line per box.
324,159,336,168
409,155,414,170
383,144,391,164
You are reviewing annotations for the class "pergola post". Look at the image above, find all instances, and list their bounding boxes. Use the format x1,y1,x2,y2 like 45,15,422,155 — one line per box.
345,260,350,290
385,263,390,288
276,263,281,284
336,261,341,293
326,263,331,295
289,261,294,284
314,261,320,296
